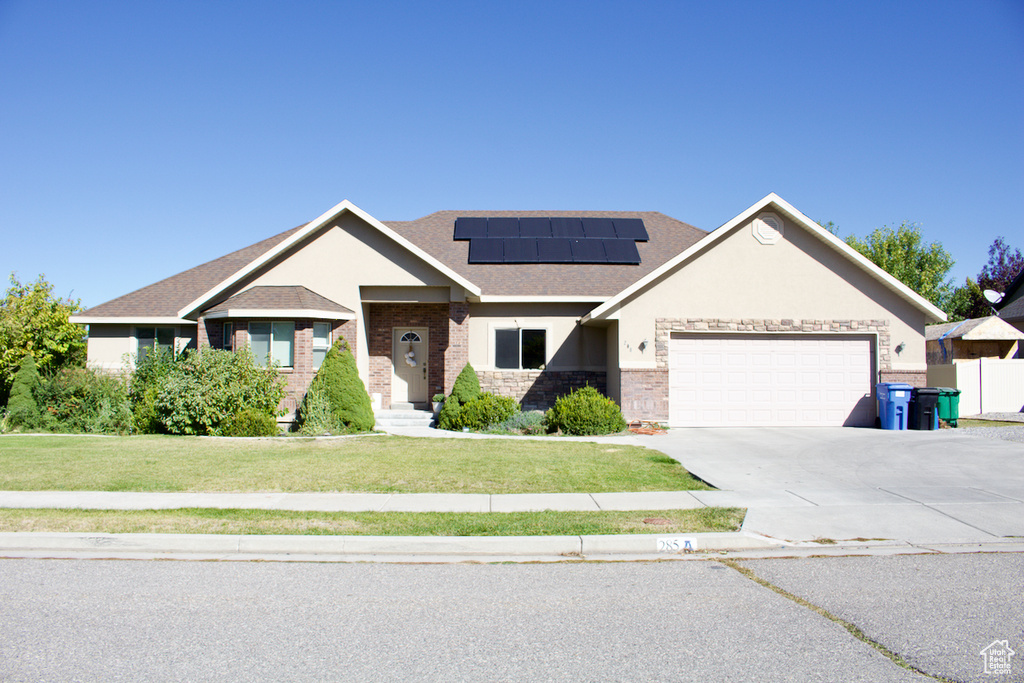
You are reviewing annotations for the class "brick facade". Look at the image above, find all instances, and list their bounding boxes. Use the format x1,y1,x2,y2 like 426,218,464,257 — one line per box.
477,370,606,411
197,316,356,417
619,368,669,422
368,302,468,409
878,369,927,387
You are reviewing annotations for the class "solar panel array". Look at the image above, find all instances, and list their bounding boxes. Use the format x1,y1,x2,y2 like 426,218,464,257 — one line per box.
455,217,648,265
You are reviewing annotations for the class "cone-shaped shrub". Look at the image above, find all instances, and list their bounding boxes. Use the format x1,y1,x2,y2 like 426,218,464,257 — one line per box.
299,337,374,433
438,363,482,430
6,355,43,430
449,363,480,405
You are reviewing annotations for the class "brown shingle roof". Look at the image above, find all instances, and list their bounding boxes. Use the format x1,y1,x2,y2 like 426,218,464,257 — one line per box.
386,210,706,297
79,224,307,317
78,208,707,319
205,286,353,315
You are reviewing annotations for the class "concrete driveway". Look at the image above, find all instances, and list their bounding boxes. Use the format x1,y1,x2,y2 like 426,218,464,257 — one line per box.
649,427,1024,544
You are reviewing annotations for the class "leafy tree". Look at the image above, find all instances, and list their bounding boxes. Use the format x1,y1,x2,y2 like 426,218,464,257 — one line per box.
438,363,481,430
816,220,840,236
5,354,44,430
948,237,1022,321
0,274,86,403
845,222,955,310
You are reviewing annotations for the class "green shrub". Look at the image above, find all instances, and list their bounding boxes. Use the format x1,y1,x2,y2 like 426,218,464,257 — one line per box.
436,397,464,430
298,337,374,433
544,385,627,435
153,348,286,435
223,409,279,437
459,392,520,431
128,348,181,434
437,363,482,431
37,367,132,434
449,363,480,405
296,381,337,435
5,355,43,431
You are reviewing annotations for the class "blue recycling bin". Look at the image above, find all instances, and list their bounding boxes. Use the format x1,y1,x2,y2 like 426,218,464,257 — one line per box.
876,382,913,430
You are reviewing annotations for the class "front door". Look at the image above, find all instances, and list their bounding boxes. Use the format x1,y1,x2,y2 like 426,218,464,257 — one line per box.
392,328,429,406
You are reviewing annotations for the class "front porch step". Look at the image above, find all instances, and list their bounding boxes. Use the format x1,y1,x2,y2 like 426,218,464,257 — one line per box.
374,409,436,430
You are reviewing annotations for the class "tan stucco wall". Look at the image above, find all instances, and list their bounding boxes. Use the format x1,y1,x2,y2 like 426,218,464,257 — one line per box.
609,213,930,373
468,302,605,371
85,324,196,371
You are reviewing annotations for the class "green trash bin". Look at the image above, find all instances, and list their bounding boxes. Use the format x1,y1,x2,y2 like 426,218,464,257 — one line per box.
936,387,961,428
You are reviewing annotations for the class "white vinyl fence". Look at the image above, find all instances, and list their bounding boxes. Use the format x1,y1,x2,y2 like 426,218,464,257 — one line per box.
927,358,1024,415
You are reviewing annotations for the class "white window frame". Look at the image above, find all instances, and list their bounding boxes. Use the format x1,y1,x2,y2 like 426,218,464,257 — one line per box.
312,322,332,370
221,322,233,351
494,327,547,370
248,321,295,368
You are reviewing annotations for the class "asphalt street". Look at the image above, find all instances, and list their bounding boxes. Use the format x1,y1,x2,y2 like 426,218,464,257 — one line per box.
3,553,1020,682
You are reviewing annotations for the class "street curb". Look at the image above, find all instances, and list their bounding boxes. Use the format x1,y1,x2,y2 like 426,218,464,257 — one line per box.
0,531,783,560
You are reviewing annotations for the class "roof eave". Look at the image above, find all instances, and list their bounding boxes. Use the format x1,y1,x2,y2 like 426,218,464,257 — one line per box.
176,200,482,318
583,193,948,324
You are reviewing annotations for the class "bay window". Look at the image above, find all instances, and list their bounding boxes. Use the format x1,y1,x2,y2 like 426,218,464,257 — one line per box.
249,321,294,367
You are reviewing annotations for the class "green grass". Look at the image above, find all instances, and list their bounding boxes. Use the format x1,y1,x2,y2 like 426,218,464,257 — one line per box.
0,507,744,536
0,434,710,494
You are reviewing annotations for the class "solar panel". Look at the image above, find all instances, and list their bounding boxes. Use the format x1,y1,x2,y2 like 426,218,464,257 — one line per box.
603,239,641,264
550,217,585,238
468,238,504,263
519,217,552,238
487,217,519,238
612,218,648,241
503,238,539,262
457,216,648,265
454,217,487,240
570,238,607,263
536,238,573,263
581,218,616,238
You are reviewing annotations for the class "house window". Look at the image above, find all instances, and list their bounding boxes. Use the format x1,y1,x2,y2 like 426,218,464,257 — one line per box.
249,321,295,367
137,327,175,361
221,322,233,351
495,328,546,370
313,322,331,369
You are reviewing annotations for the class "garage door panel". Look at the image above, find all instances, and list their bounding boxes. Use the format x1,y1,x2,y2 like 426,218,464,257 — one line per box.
669,334,874,427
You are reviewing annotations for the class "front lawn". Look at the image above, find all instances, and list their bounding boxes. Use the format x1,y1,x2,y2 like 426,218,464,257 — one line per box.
0,435,710,494
0,507,743,536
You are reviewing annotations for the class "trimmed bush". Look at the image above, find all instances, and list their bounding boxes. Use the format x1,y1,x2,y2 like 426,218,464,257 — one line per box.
223,409,279,437
544,385,627,435
449,363,480,405
153,348,286,435
298,337,374,433
438,363,482,431
5,355,43,430
459,392,520,431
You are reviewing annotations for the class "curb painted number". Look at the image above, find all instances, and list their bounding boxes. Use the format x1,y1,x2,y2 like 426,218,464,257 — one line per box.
657,537,697,553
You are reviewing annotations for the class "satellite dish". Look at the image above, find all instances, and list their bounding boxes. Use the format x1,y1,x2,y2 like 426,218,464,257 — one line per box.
983,289,1004,305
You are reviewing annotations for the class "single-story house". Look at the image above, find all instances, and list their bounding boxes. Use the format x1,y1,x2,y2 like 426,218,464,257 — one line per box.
925,316,1024,365
995,268,1024,356
71,193,946,427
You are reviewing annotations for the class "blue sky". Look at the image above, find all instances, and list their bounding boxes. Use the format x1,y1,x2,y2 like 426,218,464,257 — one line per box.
1,1,1022,309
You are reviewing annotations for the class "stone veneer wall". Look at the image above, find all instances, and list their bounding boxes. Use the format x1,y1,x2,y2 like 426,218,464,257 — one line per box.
620,317,895,422
368,302,468,410
196,316,356,418
477,370,606,412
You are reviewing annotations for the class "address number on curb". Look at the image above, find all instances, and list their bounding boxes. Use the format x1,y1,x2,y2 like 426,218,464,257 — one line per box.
657,537,697,553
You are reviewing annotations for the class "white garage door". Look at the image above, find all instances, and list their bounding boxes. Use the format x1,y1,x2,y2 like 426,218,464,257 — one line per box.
669,334,875,427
